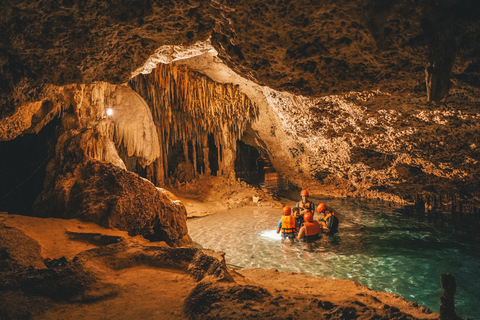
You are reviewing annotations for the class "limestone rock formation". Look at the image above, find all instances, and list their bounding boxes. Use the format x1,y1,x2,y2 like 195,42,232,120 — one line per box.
33,155,190,246
129,63,258,185
1,0,480,231
19,82,189,246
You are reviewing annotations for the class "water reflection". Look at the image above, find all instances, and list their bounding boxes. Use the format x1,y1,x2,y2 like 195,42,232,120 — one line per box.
187,199,480,319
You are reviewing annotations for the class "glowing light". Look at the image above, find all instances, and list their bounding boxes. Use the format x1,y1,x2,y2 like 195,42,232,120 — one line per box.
106,108,113,116
260,230,282,240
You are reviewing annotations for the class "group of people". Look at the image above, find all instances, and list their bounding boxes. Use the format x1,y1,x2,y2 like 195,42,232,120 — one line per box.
276,190,339,242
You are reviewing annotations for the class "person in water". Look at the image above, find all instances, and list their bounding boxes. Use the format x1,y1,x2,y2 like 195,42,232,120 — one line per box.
296,212,321,242
277,206,299,239
317,203,339,234
292,207,304,230
296,190,315,217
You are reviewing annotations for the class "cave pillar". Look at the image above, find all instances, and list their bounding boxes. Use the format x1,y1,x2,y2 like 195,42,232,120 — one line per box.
203,135,211,175
192,141,198,177
153,157,165,186
183,140,189,164
219,138,236,179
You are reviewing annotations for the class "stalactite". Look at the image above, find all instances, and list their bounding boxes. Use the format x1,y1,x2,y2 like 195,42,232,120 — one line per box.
129,63,258,184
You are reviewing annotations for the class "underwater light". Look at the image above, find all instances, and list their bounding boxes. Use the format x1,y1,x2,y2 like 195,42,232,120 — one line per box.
260,230,282,240
106,108,113,116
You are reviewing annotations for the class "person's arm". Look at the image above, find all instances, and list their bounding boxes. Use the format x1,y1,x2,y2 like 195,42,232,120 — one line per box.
277,220,282,234
277,227,281,234
300,205,308,214
319,220,327,229
297,226,305,239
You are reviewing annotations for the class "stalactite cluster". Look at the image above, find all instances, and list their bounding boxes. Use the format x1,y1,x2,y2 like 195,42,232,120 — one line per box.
129,63,258,186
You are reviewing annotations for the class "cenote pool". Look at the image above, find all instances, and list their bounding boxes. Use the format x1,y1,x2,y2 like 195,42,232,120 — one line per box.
187,199,480,319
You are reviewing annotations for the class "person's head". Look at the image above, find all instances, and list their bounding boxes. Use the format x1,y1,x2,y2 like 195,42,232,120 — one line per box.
300,190,309,201
317,203,326,214
292,207,300,218
304,212,314,222
282,206,291,216
317,203,327,218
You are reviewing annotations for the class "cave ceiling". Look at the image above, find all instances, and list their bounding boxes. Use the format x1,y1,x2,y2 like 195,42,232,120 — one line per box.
1,0,480,118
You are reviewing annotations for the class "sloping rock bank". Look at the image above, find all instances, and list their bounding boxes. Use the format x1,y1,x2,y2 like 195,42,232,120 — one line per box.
0,214,441,320
0,215,230,319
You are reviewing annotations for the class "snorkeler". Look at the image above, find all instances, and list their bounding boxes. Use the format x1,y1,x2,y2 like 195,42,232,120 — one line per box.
317,203,339,234
297,212,321,242
277,206,299,239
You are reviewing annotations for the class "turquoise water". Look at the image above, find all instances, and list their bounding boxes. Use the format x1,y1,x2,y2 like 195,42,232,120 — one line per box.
187,199,480,319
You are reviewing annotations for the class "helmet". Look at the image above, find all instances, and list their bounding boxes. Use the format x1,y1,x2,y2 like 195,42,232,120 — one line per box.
282,206,291,216
304,212,313,222
300,190,309,196
317,203,327,213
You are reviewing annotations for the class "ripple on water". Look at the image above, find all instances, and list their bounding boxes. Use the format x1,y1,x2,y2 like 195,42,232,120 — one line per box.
187,200,480,319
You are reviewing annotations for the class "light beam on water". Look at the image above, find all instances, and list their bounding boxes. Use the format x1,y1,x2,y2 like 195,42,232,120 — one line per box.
260,229,282,241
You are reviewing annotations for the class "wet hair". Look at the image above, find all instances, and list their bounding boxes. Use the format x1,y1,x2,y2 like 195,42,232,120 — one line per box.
292,207,300,213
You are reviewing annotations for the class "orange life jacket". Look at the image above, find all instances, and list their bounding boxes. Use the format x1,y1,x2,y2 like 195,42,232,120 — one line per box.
298,201,313,213
281,215,296,235
304,221,321,237
320,212,339,232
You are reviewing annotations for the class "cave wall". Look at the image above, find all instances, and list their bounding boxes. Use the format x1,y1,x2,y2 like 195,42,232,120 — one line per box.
174,52,480,217
0,0,480,226
0,81,190,245
1,0,479,118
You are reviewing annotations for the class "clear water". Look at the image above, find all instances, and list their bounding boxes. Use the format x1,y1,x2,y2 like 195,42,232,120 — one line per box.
187,199,480,319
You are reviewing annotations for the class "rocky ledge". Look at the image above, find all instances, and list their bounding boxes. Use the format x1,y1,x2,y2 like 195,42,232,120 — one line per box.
0,213,446,320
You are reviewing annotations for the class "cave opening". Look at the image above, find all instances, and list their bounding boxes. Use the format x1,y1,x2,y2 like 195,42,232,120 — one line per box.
0,117,60,214
167,140,191,182
234,140,265,187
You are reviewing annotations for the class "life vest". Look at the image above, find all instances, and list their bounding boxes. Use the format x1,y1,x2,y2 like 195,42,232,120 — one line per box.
320,212,339,233
298,201,313,213
281,215,296,235
304,221,321,237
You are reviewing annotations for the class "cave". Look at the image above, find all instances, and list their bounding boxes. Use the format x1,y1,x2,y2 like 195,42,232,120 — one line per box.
1,0,480,319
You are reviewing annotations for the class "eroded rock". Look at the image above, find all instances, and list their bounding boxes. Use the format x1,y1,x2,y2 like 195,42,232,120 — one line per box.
33,155,189,246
